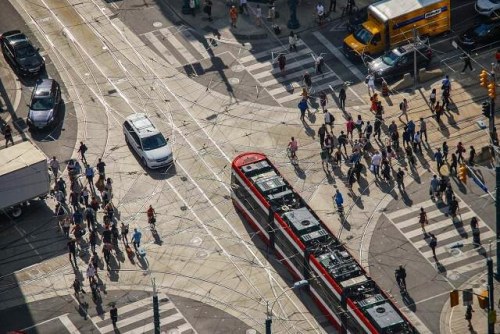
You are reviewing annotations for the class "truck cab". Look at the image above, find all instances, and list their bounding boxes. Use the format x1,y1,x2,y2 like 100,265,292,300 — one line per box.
343,19,384,59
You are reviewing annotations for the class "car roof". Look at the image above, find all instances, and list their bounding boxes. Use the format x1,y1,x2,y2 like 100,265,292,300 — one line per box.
395,42,429,55
126,113,160,137
34,79,55,97
3,30,28,44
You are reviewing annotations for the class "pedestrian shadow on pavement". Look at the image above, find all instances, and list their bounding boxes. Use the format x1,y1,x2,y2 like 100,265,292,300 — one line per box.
402,292,416,312
293,163,306,180
302,119,315,139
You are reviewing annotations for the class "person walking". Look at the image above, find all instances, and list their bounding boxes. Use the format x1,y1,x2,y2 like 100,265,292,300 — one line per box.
338,131,348,155
277,53,286,74
413,131,422,154
461,53,474,73
450,153,458,175
396,168,405,191
399,98,408,117
289,31,298,52
323,109,334,132
89,229,97,253
189,0,196,16
103,244,111,268
324,133,334,156
319,91,328,112
457,142,465,163
465,304,473,329
318,124,326,149
329,0,336,12
110,304,118,328
430,175,440,200
442,87,450,110
364,121,373,140
371,151,382,178
338,86,346,110
85,164,95,193
68,239,77,265
442,75,451,91
239,0,248,14
96,158,106,178
434,102,443,124
366,73,375,96
49,156,60,179
86,263,97,285
419,117,427,142
468,146,476,166
449,196,459,219
3,124,14,147
78,141,88,163
419,208,428,234
204,0,213,21
355,114,364,138
255,4,262,26
434,148,444,171
315,54,324,75
429,233,437,259
429,88,437,111
346,117,354,140
374,117,382,141
229,5,238,28
298,98,308,122
131,228,142,249
303,71,312,92
121,222,129,244
442,142,449,161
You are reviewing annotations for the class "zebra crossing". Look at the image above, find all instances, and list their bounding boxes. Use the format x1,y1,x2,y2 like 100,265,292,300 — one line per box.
385,198,495,280
141,26,345,105
90,293,197,334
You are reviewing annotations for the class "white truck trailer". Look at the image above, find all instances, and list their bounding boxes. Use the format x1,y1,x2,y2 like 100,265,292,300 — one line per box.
0,141,51,218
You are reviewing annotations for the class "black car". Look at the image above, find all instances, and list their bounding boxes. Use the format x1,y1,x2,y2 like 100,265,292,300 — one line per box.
27,79,61,130
367,43,432,83
0,30,45,77
458,20,500,51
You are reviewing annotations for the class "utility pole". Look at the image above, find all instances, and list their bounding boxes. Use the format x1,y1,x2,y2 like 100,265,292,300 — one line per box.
488,258,495,334
413,27,418,91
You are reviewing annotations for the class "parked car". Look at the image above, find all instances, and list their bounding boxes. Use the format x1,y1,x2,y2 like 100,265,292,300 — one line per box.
123,113,173,169
27,79,62,130
367,43,432,83
458,20,500,50
0,30,44,77
475,0,500,17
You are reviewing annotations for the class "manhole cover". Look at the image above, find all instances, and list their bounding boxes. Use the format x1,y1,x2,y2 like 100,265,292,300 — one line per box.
228,77,240,85
153,22,163,28
191,236,202,246
246,330,257,334
196,250,209,259
447,271,460,280
450,248,462,257
231,64,245,72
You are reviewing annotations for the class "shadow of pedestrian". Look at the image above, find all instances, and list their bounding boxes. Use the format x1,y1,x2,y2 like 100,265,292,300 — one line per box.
402,292,416,312
401,191,413,206
435,260,446,275
151,228,163,245
302,119,315,138
293,163,306,179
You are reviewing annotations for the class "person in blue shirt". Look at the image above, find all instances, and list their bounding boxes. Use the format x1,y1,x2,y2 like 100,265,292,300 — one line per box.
406,120,415,139
131,228,142,249
85,164,95,193
434,148,443,171
334,189,343,208
298,98,308,122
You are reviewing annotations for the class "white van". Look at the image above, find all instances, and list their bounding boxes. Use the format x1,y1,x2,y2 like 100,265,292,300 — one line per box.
123,113,173,169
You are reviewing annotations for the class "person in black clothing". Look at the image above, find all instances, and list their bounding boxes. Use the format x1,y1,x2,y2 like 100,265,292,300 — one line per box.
374,118,382,141
103,245,111,268
204,0,213,21
96,158,106,178
338,131,348,155
395,265,406,290
338,87,346,110
68,239,77,265
429,233,437,259
102,228,112,244
110,304,118,328
329,0,336,12
347,167,356,189
450,153,458,175
468,146,476,166
318,124,326,149
461,53,473,73
78,141,88,163
449,196,459,219
396,168,405,190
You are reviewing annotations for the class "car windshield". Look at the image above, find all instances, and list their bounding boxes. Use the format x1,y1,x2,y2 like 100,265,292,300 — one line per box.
15,43,36,58
473,24,494,37
31,97,54,111
142,133,167,151
353,27,373,45
381,51,400,66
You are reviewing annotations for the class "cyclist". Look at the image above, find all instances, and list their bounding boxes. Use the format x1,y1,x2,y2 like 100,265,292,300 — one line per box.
288,137,298,161
395,265,407,291
147,205,156,225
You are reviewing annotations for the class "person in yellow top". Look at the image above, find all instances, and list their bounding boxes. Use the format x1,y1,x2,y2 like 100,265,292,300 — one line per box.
229,6,238,28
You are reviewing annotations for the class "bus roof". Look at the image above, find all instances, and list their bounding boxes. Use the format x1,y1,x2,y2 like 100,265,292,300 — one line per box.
0,141,47,176
370,0,448,22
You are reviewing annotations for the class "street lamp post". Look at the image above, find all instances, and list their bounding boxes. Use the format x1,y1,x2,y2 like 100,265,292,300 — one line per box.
265,280,309,334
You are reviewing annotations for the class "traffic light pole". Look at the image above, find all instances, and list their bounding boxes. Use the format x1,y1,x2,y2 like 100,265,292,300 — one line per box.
488,258,495,334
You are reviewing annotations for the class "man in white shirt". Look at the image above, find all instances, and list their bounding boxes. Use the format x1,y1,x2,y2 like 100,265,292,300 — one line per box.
366,73,375,96
371,151,382,177
316,3,325,23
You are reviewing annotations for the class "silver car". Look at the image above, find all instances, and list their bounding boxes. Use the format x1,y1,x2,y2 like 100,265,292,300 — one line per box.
123,113,173,169
27,79,61,130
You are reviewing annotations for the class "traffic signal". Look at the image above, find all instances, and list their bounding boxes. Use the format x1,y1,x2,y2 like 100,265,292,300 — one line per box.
458,164,467,183
450,290,459,307
483,101,491,118
478,290,488,309
480,70,489,88
488,82,496,99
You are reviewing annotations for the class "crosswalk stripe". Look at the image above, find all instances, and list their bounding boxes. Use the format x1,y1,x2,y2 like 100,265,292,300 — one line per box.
312,31,365,80
100,302,176,333
159,28,197,64
385,199,437,220
441,256,496,275
266,71,339,95
176,322,197,333
275,79,344,104
245,48,312,72
404,211,477,239
424,244,491,266
180,29,211,60
421,235,496,258
143,32,181,67
239,40,305,63
91,294,167,323
253,57,315,80
260,67,322,88
60,314,80,334
122,314,184,334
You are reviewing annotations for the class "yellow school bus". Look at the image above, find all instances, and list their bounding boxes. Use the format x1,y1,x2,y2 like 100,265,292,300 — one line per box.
343,0,450,59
